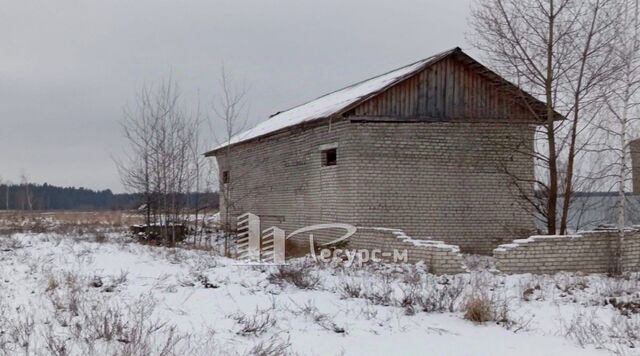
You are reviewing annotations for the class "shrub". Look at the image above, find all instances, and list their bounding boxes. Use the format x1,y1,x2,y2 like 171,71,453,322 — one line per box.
360,277,393,306
267,263,319,290
94,233,108,243
338,279,363,299
46,275,60,292
83,306,126,341
246,335,292,356
563,311,610,349
294,301,345,334
232,308,276,336
400,276,465,314
463,295,494,323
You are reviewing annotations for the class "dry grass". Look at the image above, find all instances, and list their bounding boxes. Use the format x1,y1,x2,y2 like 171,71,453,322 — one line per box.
463,295,495,323
0,210,139,224
267,262,320,290
562,310,640,354
0,210,140,235
231,308,277,336
400,276,465,314
245,335,292,356
292,300,345,334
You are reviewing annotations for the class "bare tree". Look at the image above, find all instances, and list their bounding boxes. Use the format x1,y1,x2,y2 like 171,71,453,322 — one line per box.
590,0,640,272
117,84,158,230
211,69,248,256
20,172,33,211
470,0,618,234
0,176,4,210
5,182,8,210
0,176,6,211
558,0,620,234
189,105,209,246
117,78,202,245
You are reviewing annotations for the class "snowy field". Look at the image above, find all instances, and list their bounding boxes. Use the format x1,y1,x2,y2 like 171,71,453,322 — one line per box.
0,215,639,355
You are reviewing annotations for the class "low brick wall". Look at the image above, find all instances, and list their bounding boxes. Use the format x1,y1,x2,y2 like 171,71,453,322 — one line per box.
342,227,467,274
621,230,640,271
494,230,640,274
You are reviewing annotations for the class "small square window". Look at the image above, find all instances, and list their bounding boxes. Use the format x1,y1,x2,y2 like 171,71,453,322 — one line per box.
222,171,230,184
322,148,337,166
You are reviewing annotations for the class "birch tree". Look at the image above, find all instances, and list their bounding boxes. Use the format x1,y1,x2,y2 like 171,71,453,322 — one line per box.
558,0,619,234
0,176,6,210
118,85,158,229
470,0,618,234
189,109,209,246
592,0,640,272
20,172,33,211
211,69,248,256
117,78,202,245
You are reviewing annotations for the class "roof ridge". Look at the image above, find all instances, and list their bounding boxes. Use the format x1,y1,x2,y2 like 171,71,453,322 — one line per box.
206,46,542,155
266,47,461,120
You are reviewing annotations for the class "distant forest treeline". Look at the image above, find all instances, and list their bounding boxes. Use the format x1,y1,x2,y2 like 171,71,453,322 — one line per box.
0,183,219,211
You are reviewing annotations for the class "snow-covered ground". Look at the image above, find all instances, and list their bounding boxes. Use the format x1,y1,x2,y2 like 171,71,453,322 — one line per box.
0,229,638,355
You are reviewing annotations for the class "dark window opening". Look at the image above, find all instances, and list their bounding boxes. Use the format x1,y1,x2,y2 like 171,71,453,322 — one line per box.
322,148,337,166
222,171,229,184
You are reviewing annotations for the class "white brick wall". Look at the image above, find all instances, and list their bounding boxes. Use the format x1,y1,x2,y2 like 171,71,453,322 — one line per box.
494,230,640,274
346,227,467,274
215,118,536,255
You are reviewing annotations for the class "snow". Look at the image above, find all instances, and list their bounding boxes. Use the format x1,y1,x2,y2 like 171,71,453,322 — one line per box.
0,230,636,355
211,48,457,151
369,226,460,251
495,235,583,252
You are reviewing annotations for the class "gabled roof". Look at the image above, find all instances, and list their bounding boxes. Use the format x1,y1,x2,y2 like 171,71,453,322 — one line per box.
206,47,557,156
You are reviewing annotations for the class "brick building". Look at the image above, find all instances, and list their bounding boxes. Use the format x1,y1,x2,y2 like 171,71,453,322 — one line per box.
206,47,556,254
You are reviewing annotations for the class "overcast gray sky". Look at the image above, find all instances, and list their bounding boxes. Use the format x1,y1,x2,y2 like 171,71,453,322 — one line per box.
0,0,473,192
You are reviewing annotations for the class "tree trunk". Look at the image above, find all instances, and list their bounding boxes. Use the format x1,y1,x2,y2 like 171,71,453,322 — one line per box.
545,0,558,235
560,102,579,235
617,75,631,275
